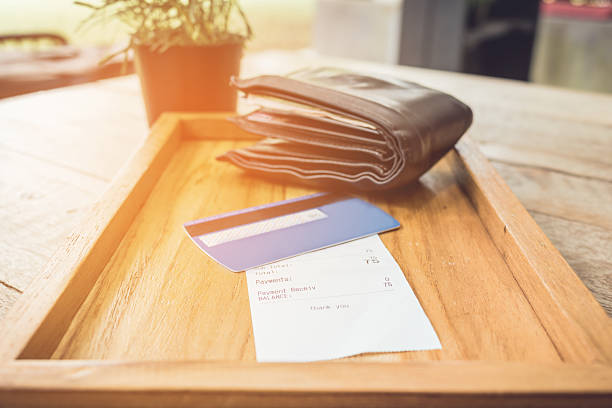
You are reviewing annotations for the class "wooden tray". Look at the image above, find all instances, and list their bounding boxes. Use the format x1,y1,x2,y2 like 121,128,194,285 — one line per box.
1,113,611,407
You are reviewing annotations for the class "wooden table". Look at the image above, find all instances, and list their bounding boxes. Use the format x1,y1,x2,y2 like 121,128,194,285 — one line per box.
1,49,611,324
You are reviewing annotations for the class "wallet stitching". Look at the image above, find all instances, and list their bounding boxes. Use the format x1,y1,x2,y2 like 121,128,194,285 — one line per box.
236,148,390,175
231,71,471,188
238,84,407,181
234,117,391,161
235,76,441,179
246,109,388,146
224,151,390,184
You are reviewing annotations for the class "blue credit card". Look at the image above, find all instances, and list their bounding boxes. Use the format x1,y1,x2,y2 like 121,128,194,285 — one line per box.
184,193,400,272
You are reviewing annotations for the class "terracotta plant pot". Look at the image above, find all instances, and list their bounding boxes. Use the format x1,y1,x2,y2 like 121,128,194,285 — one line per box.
134,42,243,126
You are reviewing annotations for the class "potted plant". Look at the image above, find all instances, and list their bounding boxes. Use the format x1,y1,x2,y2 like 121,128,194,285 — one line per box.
77,0,253,125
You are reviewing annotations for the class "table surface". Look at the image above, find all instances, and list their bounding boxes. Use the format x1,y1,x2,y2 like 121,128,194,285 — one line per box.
1,49,611,322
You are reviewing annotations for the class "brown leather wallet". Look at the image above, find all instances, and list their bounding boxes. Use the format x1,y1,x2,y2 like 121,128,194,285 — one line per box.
217,67,473,191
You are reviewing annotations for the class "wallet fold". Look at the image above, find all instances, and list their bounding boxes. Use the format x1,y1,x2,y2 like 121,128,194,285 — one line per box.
217,67,473,191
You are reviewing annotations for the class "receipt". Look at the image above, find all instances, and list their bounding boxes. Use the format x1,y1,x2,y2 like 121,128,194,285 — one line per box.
246,234,441,362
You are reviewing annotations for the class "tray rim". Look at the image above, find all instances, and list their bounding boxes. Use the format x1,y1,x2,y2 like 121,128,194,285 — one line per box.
0,112,610,407
1,360,612,407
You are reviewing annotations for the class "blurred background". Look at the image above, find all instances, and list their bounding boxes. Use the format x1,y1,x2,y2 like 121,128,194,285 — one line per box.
1,0,611,98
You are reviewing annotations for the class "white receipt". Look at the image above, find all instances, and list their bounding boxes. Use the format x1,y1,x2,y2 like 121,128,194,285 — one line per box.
246,234,441,362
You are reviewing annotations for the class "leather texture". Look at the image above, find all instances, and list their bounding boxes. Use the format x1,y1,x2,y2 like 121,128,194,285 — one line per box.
218,67,473,191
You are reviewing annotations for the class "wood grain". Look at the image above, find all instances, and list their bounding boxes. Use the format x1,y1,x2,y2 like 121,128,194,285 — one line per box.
0,77,148,180
1,115,608,365
1,360,611,408
0,148,107,295
240,52,612,315
51,141,559,362
0,286,20,323
1,50,611,321
530,212,612,315
470,107,612,182
0,50,610,406
0,113,610,406
0,114,182,361
452,138,612,364
243,50,612,126
491,161,612,230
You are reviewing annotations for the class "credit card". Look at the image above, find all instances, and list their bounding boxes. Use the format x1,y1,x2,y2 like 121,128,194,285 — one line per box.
184,192,400,272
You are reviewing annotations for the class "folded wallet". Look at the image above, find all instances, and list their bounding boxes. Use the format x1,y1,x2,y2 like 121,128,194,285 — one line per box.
217,67,473,191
